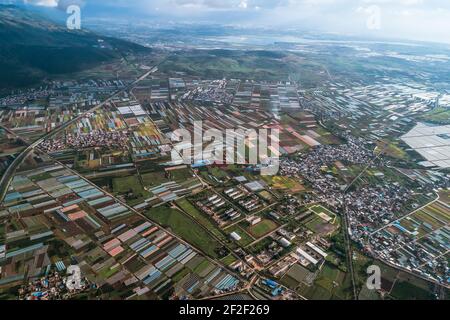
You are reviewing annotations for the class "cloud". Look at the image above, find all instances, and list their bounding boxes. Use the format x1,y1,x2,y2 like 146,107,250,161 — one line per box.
18,0,85,10
23,0,58,7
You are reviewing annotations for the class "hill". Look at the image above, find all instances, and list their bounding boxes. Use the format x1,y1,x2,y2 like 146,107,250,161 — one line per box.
0,5,149,88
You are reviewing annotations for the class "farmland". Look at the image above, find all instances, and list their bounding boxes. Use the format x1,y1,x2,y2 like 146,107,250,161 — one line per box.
145,206,225,259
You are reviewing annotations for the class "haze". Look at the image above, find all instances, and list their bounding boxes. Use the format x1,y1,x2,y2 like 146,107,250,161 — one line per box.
14,0,450,45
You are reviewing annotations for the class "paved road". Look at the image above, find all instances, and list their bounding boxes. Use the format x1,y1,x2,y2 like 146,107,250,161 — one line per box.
0,66,158,203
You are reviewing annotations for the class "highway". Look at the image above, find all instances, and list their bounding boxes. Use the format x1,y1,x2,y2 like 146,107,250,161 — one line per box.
0,66,158,203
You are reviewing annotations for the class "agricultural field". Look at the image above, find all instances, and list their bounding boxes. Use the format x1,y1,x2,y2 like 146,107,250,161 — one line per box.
113,175,145,194
167,167,195,183
280,263,315,289
421,107,450,125
140,171,170,188
2,9,450,301
175,198,227,241
439,190,450,204
373,260,441,300
261,175,305,193
145,206,225,259
389,281,435,300
385,200,449,241
297,262,354,300
221,254,238,266
112,174,150,205
159,49,331,86
375,140,408,160
226,224,255,247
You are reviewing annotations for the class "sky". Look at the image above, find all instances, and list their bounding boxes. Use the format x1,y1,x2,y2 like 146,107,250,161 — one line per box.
11,0,450,44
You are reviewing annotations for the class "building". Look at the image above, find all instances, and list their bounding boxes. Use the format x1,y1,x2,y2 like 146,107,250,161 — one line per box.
247,216,262,226
230,232,242,242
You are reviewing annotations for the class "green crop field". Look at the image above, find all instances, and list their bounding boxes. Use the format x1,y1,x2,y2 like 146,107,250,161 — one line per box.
375,140,408,160
221,254,238,266
390,281,435,300
421,107,450,125
176,198,227,241
192,258,212,275
112,175,150,205
113,175,145,194
227,225,255,247
169,168,194,182
261,175,305,193
145,206,223,258
141,171,169,187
